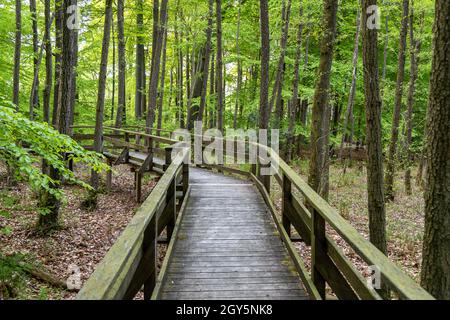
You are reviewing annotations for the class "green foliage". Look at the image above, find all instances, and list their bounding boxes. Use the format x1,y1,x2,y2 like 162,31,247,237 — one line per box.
0,253,27,299
0,101,109,199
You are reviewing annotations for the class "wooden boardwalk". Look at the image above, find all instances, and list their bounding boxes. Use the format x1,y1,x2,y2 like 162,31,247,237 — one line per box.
158,167,309,300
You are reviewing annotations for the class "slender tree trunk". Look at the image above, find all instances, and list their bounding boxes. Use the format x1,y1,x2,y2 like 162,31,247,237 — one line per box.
361,0,388,297
29,0,39,119
115,0,126,128
307,0,338,200
12,0,21,110
404,9,423,195
385,0,409,201
52,0,63,127
271,0,292,128
216,0,224,131
91,0,113,189
233,0,242,129
157,26,168,134
111,19,116,121
146,0,168,130
198,0,214,124
135,0,144,119
43,0,52,124
287,2,304,162
259,0,270,130
209,54,215,129
420,0,450,299
339,9,361,162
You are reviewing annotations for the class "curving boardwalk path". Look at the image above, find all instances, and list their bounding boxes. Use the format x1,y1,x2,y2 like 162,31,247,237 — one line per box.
159,167,308,300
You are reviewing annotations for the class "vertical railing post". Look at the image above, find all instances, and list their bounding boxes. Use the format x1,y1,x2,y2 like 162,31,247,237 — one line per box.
135,171,142,203
164,146,176,240
311,207,326,299
164,146,173,171
106,158,112,192
260,161,271,195
124,132,130,163
282,173,292,237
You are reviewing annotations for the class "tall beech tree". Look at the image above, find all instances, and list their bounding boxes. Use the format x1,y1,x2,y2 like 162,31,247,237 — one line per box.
385,0,409,201
135,0,145,119
307,0,339,200
361,0,387,256
43,0,52,123
198,0,214,124
404,8,423,195
287,2,304,162
259,0,270,130
12,0,21,110
420,0,450,300
216,0,224,131
115,0,126,128
146,0,168,131
29,0,39,119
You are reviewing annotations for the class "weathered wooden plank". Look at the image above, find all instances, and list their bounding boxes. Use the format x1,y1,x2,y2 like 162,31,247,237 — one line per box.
162,289,307,300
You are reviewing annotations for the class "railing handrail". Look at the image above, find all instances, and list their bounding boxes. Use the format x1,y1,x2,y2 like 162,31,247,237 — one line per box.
247,143,433,300
72,125,433,300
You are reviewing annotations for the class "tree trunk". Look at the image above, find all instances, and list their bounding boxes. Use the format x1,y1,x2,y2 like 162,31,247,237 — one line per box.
339,9,361,162
115,0,126,128
52,0,63,127
43,0,52,124
146,0,168,130
216,0,224,131
198,0,214,125
287,2,304,162
259,0,270,130
271,0,292,128
307,0,338,200
91,0,113,189
135,0,144,119
404,9,423,195
29,0,40,120
12,0,22,110
157,26,168,134
233,0,242,130
209,54,215,129
420,0,450,300
361,0,388,295
111,19,116,121
385,0,409,201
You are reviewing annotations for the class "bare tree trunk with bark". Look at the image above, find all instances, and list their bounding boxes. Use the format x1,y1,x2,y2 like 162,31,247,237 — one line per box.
12,0,21,110
216,0,224,131
420,0,450,300
115,0,126,128
307,0,338,200
287,2,304,162
385,0,409,201
404,9,423,195
91,0,113,189
259,0,270,130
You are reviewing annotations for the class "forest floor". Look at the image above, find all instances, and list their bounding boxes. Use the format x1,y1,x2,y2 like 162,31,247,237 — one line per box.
0,162,162,300
272,159,424,289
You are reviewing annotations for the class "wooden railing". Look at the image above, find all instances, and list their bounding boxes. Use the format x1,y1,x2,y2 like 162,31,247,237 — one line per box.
72,126,433,300
76,146,189,299
191,138,434,300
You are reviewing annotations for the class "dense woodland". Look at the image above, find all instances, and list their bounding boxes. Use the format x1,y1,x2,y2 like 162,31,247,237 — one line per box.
0,0,449,300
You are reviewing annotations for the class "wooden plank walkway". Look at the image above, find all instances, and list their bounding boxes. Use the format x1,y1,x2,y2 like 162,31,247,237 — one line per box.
159,167,309,300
